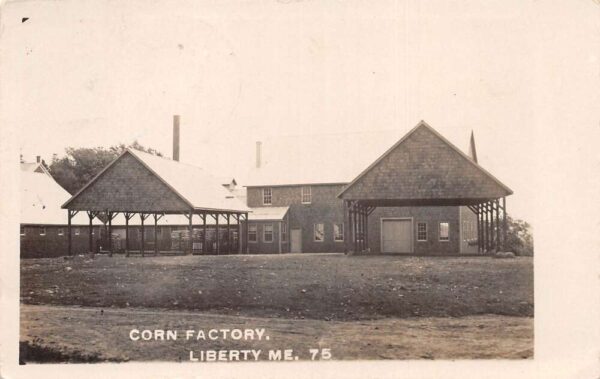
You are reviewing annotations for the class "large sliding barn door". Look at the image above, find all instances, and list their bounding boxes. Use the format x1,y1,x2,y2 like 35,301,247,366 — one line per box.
381,219,413,253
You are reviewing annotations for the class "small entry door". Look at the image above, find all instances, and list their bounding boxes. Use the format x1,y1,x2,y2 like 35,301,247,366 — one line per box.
381,219,413,253
290,229,302,253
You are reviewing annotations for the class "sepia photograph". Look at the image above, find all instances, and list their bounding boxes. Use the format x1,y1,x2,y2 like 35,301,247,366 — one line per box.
0,0,598,378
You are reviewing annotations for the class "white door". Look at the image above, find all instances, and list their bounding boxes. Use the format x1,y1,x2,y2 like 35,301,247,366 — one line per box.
290,229,302,253
381,219,413,253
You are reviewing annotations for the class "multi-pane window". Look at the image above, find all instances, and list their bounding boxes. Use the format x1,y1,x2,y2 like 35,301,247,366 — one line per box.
439,222,449,241
314,223,324,242
248,225,257,242
58,228,64,236
20,226,25,236
417,222,427,241
301,186,312,204
39,227,46,236
281,222,288,242
74,228,80,236
263,224,273,243
333,223,344,242
263,188,272,205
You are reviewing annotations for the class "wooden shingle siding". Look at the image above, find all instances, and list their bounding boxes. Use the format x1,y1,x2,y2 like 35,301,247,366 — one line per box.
342,124,510,201
66,153,190,212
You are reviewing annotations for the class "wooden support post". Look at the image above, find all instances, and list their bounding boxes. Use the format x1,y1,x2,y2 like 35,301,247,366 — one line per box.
344,201,350,253
87,211,94,256
108,211,113,257
352,205,358,253
483,204,488,253
245,213,249,254
202,213,207,254
125,213,130,257
365,208,369,251
140,213,146,257
495,200,500,252
349,205,354,253
485,202,492,253
238,214,243,254
502,197,508,251
188,210,193,255
154,214,159,255
67,210,73,256
226,214,231,254
477,205,483,254
215,214,220,255
489,202,493,252
360,207,365,252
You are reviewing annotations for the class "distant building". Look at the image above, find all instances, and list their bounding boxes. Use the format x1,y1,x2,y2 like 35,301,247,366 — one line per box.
20,164,103,258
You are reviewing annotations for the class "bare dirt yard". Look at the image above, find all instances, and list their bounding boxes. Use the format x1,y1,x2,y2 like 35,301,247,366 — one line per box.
20,254,533,362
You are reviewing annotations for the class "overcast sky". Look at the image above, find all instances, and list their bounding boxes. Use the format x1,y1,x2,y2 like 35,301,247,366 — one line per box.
2,0,598,225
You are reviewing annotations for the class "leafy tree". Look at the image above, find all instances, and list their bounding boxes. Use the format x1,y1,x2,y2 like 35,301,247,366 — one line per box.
505,216,534,256
49,141,162,194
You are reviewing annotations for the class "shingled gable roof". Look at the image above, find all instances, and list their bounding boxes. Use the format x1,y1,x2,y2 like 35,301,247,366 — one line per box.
337,121,513,202
62,148,250,213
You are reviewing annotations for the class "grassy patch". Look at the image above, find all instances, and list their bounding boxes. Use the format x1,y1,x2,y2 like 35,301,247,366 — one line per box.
21,254,533,321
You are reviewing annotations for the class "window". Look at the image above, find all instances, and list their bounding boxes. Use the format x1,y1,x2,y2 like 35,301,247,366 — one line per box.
74,228,80,236
439,222,449,241
301,186,312,204
39,227,46,236
417,222,427,241
58,228,64,236
20,226,25,236
263,188,272,205
281,222,288,242
263,224,273,243
248,225,257,243
314,223,324,242
333,223,344,242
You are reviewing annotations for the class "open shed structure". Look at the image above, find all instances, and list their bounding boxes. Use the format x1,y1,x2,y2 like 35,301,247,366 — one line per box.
62,148,250,256
338,121,513,255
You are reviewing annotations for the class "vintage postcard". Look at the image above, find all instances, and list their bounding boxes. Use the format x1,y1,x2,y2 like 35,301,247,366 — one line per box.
0,0,598,378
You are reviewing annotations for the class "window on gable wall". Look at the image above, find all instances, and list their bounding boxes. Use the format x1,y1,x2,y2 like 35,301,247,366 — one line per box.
417,222,427,241
263,188,272,205
314,223,324,242
263,224,273,243
333,223,344,241
301,186,312,204
281,222,287,242
439,222,449,241
248,225,257,242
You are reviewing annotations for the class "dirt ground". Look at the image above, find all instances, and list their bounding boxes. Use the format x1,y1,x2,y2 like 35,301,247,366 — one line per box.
20,254,533,361
21,254,533,321
20,304,533,361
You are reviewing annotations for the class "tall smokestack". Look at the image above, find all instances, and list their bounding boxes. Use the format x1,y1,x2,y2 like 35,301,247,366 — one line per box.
255,141,262,168
468,130,478,163
173,115,180,162
36,155,41,163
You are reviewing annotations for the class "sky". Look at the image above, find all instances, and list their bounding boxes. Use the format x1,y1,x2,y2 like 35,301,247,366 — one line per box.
2,0,598,225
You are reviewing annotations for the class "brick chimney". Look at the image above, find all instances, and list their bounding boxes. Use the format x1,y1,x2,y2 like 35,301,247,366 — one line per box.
255,141,262,168
173,115,180,162
36,155,41,163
